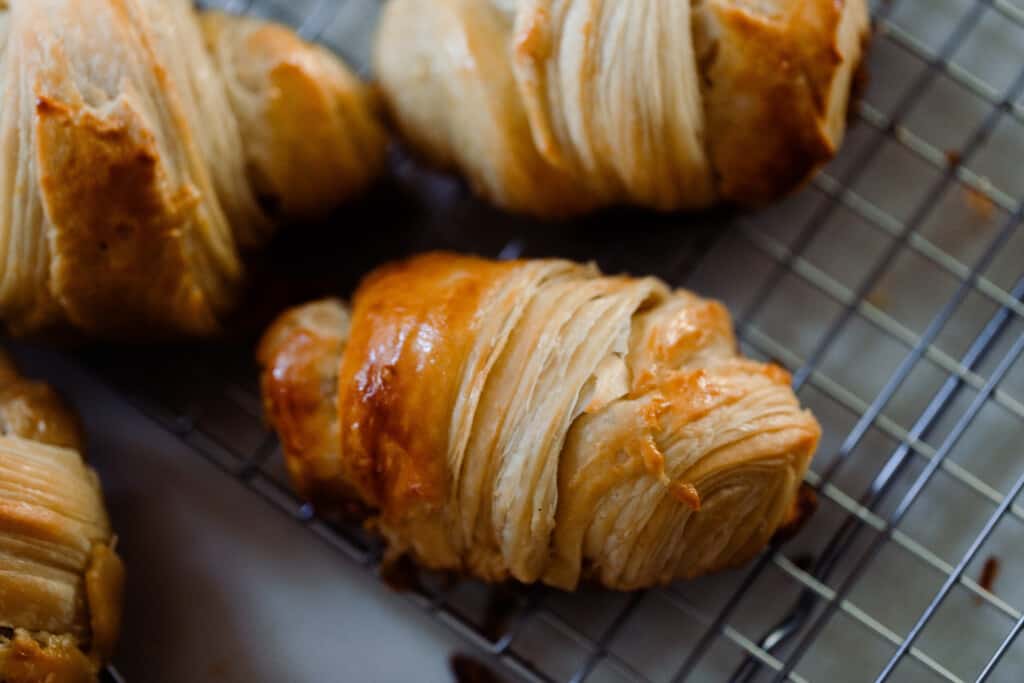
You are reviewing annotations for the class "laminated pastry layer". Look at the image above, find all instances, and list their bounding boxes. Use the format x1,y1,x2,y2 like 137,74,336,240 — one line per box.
0,0,386,338
261,254,820,590
374,0,870,217
0,351,124,682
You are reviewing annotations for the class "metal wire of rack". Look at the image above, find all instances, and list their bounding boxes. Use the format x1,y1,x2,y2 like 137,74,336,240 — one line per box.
88,0,1024,680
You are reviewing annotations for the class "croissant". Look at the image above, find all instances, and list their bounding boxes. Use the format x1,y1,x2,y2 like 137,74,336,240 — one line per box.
0,352,124,682
375,0,870,217
258,253,820,590
0,0,387,338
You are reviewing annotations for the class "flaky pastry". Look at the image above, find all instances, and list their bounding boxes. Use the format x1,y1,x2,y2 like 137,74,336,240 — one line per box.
375,0,869,217
0,352,123,682
0,0,387,338
259,253,820,590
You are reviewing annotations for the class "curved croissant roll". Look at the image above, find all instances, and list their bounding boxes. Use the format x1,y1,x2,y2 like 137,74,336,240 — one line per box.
375,0,869,217
0,352,124,681
0,0,387,339
259,253,820,590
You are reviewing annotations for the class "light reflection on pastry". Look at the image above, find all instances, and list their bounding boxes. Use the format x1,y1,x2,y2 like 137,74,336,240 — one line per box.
260,253,820,590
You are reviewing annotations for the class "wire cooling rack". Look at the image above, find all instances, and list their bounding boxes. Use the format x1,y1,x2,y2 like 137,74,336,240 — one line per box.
91,0,1024,680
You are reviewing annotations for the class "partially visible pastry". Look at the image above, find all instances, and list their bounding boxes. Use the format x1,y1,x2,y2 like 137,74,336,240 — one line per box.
0,354,82,451
375,0,869,217
259,253,820,590
200,11,387,225
0,352,124,682
0,0,387,339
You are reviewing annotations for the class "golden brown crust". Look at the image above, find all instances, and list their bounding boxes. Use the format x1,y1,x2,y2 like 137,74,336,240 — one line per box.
694,0,871,203
84,543,124,666
260,253,822,589
35,95,222,339
257,299,359,515
200,11,388,224
0,0,386,339
376,0,869,215
0,352,123,681
336,253,517,517
0,352,83,451
0,631,96,683
772,482,819,544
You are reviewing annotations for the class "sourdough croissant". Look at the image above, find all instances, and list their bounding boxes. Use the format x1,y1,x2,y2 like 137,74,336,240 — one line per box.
259,253,820,590
0,352,124,682
375,0,869,217
0,0,387,338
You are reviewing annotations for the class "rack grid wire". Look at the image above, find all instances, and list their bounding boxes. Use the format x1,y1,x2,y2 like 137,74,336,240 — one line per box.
92,0,1024,681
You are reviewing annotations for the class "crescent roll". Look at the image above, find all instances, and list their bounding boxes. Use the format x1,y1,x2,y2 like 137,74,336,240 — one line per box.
374,0,869,217
0,0,387,338
259,253,820,590
0,352,124,681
